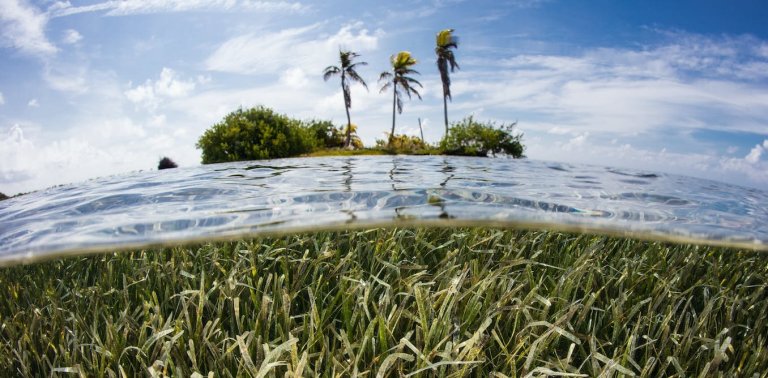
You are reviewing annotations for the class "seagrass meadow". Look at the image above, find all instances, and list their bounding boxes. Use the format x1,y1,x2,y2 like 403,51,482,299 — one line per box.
1,228,767,377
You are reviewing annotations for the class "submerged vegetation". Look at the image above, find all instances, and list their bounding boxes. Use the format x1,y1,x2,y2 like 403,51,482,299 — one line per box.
1,228,766,376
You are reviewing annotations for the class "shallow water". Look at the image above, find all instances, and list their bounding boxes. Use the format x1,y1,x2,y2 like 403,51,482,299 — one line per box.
1,156,766,265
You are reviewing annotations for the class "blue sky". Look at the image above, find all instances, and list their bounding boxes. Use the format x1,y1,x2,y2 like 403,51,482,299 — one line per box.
1,0,767,195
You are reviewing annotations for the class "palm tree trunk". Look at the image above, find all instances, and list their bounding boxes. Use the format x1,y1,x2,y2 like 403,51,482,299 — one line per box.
418,117,424,142
443,91,449,136
344,97,352,149
389,82,397,146
340,76,352,148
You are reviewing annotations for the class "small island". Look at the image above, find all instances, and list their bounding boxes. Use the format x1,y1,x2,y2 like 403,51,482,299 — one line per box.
195,106,525,164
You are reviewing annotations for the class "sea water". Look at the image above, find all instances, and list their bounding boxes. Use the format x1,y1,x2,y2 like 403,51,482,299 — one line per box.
0,155,766,266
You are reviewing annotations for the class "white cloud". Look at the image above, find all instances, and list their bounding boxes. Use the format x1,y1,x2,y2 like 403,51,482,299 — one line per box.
0,91,4,105
0,0,57,56
457,34,768,138
0,124,119,194
48,0,307,17
562,132,588,150
745,141,766,164
745,145,763,164
279,67,309,88
61,28,82,44
205,22,382,75
0,117,202,195
547,126,572,135
27,98,38,107
125,68,197,110
43,63,88,93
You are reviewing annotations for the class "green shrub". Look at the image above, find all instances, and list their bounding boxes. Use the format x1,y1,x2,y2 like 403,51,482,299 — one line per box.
307,122,364,150
306,120,345,149
439,116,525,157
196,106,318,164
375,134,434,154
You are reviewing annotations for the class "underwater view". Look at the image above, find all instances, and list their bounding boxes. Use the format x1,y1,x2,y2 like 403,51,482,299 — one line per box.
1,156,767,376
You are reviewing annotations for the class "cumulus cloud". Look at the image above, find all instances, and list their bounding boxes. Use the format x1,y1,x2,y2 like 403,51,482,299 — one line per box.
0,118,201,195
27,98,38,107
0,124,34,185
744,140,768,164
125,68,198,110
0,124,123,194
0,0,57,56
205,22,382,75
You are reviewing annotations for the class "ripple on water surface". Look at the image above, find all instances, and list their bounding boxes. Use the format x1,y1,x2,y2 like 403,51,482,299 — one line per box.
0,156,766,265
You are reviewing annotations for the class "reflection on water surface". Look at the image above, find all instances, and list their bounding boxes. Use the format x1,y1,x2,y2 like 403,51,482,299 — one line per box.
1,156,766,265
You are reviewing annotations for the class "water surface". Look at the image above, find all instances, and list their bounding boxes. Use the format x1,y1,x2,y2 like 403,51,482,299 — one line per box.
1,156,766,265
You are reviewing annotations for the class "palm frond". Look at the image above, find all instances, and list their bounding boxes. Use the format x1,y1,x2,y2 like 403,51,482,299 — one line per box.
403,76,423,87
399,81,422,100
399,68,421,76
348,62,368,70
409,87,422,100
347,71,369,91
379,81,392,93
323,66,340,81
444,51,459,71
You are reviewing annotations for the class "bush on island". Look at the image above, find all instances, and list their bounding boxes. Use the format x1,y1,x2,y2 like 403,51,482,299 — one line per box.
306,120,345,149
308,121,364,150
196,106,317,164
0,192,7,201
376,134,432,154
158,157,178,170
439,116,525,158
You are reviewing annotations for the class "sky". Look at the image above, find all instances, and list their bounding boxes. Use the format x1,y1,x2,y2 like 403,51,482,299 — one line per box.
1,0,767,195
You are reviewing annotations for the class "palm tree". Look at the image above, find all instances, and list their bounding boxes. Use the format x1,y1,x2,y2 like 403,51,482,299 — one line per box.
435,29,459,135
323,49,368,148
379,51,423,145
341,123,363,149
